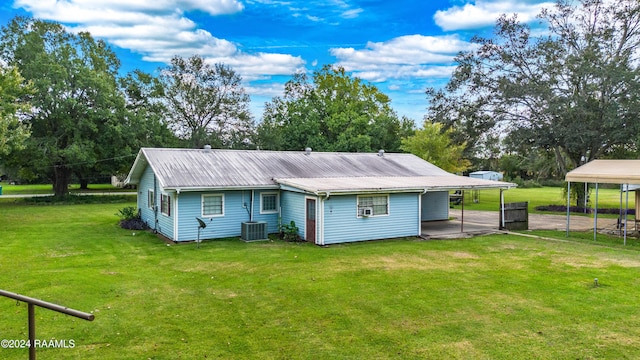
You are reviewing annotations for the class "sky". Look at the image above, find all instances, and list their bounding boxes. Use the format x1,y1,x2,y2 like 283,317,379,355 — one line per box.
0,0,555,123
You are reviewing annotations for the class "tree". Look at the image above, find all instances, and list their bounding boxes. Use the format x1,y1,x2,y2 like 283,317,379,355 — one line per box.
257,65,414,152
159,55,253,149
401,121,470,173
0,65,31,157
0,17,130,196
428,0,640,205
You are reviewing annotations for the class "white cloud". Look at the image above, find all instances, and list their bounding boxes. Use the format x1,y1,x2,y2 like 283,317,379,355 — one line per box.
331,34,475,82
434,0,555,31
14,0,305,80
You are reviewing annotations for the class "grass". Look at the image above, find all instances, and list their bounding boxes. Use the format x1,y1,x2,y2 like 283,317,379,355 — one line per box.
454,187,635,214
2,201,640,359
0,182,134,195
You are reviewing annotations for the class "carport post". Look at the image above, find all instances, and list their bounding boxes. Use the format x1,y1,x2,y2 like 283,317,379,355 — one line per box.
500,189,505,229
460,190,464,233
625,184,629,245
593,183,599,241
566,182,571,237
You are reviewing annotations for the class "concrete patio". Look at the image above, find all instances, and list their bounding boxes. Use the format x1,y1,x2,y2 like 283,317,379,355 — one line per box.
420,209,622,239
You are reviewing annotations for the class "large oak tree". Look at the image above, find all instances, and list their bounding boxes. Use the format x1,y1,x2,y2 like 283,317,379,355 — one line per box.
427,0,640,204
0,17,130,196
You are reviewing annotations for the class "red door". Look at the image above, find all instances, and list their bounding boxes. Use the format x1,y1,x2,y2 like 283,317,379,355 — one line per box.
306,198,316,243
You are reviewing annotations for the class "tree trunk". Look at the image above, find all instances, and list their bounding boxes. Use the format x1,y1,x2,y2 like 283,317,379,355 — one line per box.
79,178,89,190
53,166,72,197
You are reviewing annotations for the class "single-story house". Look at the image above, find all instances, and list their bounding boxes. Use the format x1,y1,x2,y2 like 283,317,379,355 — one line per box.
125,147,516,245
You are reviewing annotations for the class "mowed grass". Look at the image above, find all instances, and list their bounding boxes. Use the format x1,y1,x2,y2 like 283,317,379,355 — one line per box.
455,187,635,213
0,182,134,195
2,202,640,359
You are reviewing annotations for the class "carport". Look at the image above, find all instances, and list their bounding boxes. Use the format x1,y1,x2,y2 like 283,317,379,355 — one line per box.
565,160,640,244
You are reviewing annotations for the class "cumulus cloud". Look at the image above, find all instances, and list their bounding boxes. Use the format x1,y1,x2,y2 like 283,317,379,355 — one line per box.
331,34,475,82
13,0,305,79
434,0,554,31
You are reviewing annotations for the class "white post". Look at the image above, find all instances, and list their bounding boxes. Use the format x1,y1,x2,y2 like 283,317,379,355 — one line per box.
566,181,571,237
593,183,599,241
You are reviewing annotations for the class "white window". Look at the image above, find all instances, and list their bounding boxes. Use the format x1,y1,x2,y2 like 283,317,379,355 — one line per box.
161,194,171,216
357,195,388,217
202,194,224,217
148,189,155,209
260,192,279,214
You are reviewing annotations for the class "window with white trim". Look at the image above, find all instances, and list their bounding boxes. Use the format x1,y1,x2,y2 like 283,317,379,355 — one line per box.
161,194,171,216
357,195,388,217
260,192,279,214
202,194,224,217
148,189,155,209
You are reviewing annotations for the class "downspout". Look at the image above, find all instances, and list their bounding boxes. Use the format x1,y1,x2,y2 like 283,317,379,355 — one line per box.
250,190,255,222
174,189,180,241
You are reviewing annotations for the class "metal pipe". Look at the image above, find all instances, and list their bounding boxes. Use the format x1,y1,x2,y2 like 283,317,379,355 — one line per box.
0,289,94,321
29,303,35,360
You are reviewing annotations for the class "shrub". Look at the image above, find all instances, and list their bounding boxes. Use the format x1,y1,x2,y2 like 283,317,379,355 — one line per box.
280,221,301,242
117,206,148,230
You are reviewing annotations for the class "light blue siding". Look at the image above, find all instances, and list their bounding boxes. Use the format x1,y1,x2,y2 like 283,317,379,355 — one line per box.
281,191,307,239
323,193,420,244
421,191,449,221
137,165,174,240
137,165,156,229
174,190,280,242
253,190,281,234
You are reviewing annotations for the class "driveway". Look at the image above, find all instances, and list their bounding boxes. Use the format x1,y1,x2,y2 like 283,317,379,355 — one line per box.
421,209,621,239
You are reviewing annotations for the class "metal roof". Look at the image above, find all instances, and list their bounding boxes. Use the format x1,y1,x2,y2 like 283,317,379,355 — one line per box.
126,148,516,192
565,160,640,184
276,176,515,194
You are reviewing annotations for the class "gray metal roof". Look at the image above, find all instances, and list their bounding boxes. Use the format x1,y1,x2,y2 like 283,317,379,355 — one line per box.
125,148,515,192
276,176,515,194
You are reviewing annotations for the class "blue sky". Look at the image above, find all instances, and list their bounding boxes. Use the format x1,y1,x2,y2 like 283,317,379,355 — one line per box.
0,0,554,122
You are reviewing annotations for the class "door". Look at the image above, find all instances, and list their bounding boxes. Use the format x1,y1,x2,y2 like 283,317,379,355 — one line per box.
306,198,316,243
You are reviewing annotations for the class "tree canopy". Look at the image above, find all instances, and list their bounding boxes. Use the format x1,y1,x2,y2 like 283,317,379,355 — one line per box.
427,0,640,178
0,65,31,157
159,55,253,149
401,121,470,173
257,65,414,152
0,17,144,195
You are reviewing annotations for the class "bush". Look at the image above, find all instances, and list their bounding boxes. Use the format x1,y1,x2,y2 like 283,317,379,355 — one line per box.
280,221,301,242
117,206,148,230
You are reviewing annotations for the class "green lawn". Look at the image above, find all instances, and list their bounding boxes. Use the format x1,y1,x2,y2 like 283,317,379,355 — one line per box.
2,201,640,359
0,183,134,195
454,186,635,213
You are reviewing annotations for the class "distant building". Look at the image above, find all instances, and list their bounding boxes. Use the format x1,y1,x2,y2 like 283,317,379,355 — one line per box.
469,171,504,181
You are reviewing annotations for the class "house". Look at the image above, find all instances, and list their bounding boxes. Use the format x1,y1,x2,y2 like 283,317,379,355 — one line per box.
125,147,516,245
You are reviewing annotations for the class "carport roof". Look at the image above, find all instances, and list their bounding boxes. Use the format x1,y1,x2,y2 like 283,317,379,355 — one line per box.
276,175,516,194
565,160,640,184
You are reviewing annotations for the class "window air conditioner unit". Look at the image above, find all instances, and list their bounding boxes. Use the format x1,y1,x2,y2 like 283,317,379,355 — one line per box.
362,207,374,217
241,221,268,241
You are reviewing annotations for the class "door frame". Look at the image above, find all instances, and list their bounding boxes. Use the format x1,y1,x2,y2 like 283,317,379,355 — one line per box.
305,197,317,244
